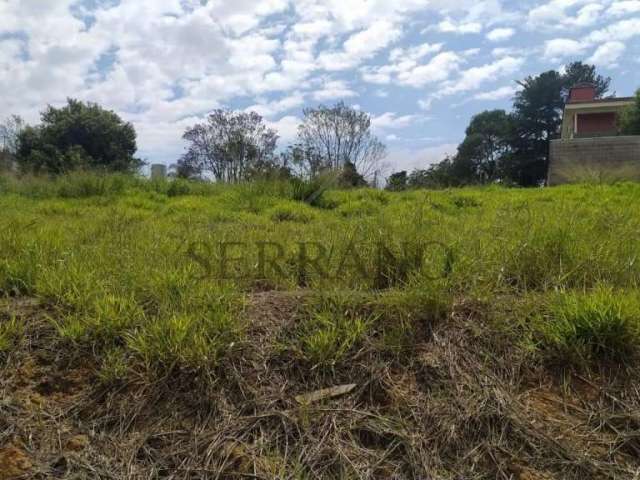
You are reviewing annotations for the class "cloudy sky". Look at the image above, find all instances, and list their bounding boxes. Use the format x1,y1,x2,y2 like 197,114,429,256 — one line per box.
1,0,639,172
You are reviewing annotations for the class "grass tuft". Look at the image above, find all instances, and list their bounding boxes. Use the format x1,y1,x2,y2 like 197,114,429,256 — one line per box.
537,287,640,367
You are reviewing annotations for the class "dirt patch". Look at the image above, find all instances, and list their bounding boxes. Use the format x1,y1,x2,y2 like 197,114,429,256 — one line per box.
0,446,32,480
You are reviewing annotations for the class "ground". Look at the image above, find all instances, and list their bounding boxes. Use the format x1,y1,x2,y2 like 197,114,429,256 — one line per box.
1,175,640,478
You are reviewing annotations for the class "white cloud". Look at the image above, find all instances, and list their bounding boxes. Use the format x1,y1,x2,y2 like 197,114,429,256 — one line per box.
486,28,515,42
435,56,524,98
317,19,402,71
371,112,425,130
544,38,588,59
528,0,605,30
266,115,300,144
608,0,640,16
386,143,459,172
312,79,358,101
0,0,637,166
397,52,464,87
474,85,519,101
588,41,626,67
437,19,483,34
246,93,306,118
587,18,640,43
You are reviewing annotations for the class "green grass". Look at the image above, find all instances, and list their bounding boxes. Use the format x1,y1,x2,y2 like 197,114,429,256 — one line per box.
536,287,640,367
0,315,22,354
2,173,640,376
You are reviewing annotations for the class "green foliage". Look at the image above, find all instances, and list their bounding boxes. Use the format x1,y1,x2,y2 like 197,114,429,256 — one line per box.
619,89,640,135
537,288,640,367
290,176,330,207
2,175,640,379
455,110,514,183
16,98,141,174
269,201,317,223
421,62,612,188
296,306,375,367
338,161,368,188
386,171,408,191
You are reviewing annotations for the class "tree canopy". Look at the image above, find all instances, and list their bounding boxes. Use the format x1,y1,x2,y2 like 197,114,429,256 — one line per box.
388,61,612,188
0,115,25,171
180,110,279,183
16,99,141,174
296,102,386,180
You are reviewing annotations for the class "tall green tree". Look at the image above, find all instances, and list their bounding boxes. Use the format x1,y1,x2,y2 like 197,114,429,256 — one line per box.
386,171,408,191
620,89,640,135
16,99,141,174
561,61,611,102
506,62,611,185
455,110,514,183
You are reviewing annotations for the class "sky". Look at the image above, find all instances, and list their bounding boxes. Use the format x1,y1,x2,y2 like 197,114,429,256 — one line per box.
1,0,639,174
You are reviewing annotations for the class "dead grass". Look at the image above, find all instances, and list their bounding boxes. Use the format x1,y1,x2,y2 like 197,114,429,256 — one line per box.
2,294,640,479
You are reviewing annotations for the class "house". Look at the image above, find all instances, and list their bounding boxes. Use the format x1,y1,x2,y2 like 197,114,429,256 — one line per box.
548,84,640,185
560,83,634,139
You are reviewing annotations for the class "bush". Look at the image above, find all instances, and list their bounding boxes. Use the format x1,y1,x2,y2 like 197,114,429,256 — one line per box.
290,177,330,207
268,201,316,223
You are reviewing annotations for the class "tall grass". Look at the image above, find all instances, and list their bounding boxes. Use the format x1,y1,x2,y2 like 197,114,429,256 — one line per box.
2,173,640,375
536,288,640,367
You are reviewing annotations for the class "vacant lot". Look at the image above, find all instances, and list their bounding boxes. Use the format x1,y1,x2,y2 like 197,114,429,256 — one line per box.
1,174,640,479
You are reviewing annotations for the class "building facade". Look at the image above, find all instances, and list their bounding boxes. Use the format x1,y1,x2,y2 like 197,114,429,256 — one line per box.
548,84,639,185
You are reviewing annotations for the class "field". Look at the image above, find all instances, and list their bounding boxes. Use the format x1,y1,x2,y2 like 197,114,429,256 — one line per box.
2,173,640,479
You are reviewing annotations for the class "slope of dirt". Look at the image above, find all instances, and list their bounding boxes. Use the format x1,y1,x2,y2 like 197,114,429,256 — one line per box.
1,295,640,479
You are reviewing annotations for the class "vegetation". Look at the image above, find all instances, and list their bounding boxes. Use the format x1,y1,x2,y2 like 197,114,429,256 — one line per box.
0,114,25,172
179,109,279,182
16,99,141,174
291,101,386,180
2,173,640,477
620,88,640,135
390,62,613,188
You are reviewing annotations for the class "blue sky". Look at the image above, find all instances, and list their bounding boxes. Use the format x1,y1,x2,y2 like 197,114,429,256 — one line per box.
1,0,639,174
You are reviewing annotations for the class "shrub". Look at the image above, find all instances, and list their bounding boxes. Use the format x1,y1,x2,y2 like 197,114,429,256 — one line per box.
268,201,316,223
290,177,330,207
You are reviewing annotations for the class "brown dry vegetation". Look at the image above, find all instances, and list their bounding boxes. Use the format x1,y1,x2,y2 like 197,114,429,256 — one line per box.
2,293,640,479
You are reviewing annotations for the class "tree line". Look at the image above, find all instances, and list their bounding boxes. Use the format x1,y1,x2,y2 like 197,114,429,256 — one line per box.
1,60,639,188
387,62,639,190
0,100,385,188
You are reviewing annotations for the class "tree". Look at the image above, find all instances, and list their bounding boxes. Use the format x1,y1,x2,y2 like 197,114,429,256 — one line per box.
407,158,459,189
169,157,203,179
620,89,640,135
16,99,140,174
338,161,368,188
0,115,25,171
561,61,611,102
181,110,278,183
297,102,386,180
505,63,611,186
455,110,514,183
386,171,408,191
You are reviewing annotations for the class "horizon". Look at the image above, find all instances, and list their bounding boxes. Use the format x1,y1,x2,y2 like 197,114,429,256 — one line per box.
1,0,639,174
